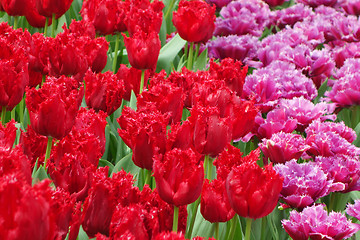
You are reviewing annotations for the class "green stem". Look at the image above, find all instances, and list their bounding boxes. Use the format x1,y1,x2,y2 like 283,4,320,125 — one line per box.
204,155,209,179
185,197,201,239
44,136,53,168
187,42,194,70
214,222,219,240
351,105,360,129
173,205,179,232
193,43,200,65
44,18,49,36
112,33,120,73
13,16,18,29
260,217,266,240
51,13,56,38
328,192,336,212
144,169,151,187
207,156,213,180
19,97,24,124
228,215,238,240
164,0,176,21
245,218,252,240
1,107,6,125
139,70,145,94
11,108,15,121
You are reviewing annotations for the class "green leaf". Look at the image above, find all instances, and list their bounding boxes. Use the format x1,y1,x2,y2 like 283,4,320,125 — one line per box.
32,166,48,185
77,226,90,240
129,90,137,110
98,159,115,174
156,33,187,73
55,15,67,35
193,48,208,71
111,152,139,177
314,78,328,104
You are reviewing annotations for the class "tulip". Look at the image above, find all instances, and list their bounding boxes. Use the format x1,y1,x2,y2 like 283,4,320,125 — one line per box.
118,106,167,170
26,76,83,140
172,0,216,43
84,70,125,116
153,148,204,207
226,162,283,219
35,0,73,19
200,179,235,223
123,29,161,70
189,105,232,157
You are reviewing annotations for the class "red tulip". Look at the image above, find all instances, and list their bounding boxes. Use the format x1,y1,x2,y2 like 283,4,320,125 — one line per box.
81,0,128,35
25,0,50,28
84,70,125,116
35,0,73,19
209,58,248,97
0,177,58,240
0,37,28,112
118,106,167,170
200,178,235,223
116,64,152,101
82,168,138,238
166,120,194,151
226,162,283,219
189,104,232,157
126,0,164,36
138,72,185,125
0,146,32,185
0,119,16,150
153,148,204,207
0,0,27,16
214,145,259,180
25,75,83,140
123,29,161,70
172,0,216,43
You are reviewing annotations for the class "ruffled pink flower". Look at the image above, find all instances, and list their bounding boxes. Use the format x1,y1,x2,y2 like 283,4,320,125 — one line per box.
207,35,260,66
274,160,340,209
255,109,298,139
316,155,360,193
341,0,360,15
214,0,271,37
306,119,357,143
346,199,360,221
282,205,360,240
260,132,310,164
242,61,317,112
278,97,336,132
272,3,314,29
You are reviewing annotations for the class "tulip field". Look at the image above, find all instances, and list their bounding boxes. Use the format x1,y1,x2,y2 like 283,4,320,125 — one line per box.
2,0,360,239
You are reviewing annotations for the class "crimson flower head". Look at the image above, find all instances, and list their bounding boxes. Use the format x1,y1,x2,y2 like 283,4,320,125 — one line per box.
0,37,28,112
201,178,235,223
35,0,73,18
209,58,248,97
0,0,27,16
84,70,125,116
116,64,151,101
123,29,161,70
126,0,164,36
173,0,216,43
153,148,204,207
118,106,167,170
25,0,50,28
0,119,16,150
81,0,128,35
25,75,83,140
226,162,283,219
82,168,139,238
138,72,185,125
188,104,232,157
